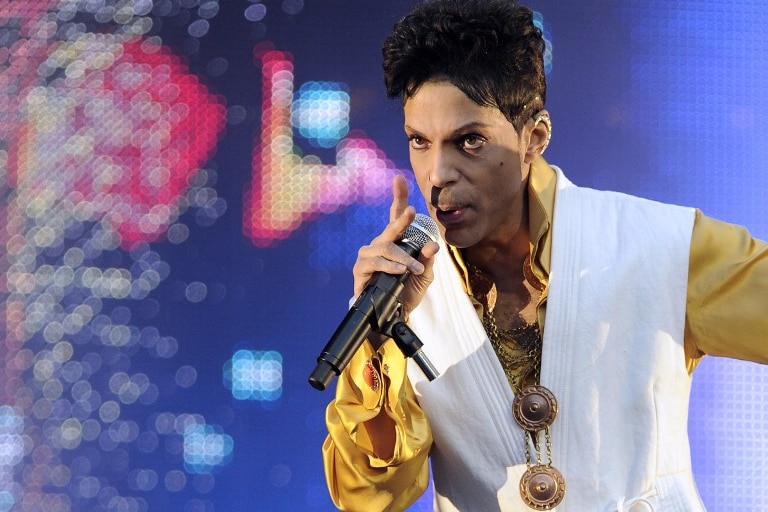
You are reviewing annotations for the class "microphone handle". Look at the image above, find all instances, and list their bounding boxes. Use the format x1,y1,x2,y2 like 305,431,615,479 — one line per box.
308,272,406,391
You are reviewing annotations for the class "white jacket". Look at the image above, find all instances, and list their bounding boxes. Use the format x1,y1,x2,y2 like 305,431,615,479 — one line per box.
407,167,705,511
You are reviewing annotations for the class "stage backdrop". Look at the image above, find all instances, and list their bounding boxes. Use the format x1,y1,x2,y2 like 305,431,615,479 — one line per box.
1,1,766,510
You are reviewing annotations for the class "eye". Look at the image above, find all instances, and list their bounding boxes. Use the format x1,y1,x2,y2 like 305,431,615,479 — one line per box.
460,134,485,151
408,134,428,150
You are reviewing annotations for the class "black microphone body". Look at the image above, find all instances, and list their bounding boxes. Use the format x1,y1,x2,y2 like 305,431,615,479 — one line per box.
308,214,439,391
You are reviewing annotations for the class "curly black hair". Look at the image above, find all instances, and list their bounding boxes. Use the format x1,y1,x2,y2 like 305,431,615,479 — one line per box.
382,0,546,132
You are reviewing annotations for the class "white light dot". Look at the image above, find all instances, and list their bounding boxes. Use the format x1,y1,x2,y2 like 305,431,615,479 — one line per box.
185,281,207,303
245,3,267,22
175,366,198,388
99,400,121,423
164,470,187,492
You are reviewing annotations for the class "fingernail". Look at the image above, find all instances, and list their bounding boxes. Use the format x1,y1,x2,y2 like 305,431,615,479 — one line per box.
410,262,424,273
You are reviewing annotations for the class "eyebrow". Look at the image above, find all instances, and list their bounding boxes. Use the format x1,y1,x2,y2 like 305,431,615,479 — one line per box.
404,121,494,137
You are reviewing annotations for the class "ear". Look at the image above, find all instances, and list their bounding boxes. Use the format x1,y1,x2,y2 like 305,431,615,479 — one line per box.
523,110,552,163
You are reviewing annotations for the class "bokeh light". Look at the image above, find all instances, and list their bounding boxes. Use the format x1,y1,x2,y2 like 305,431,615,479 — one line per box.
183,423,234,474
243,44,407,247
1,1,227,510
532,11,553,74
292,81,350,148
223,350,283,401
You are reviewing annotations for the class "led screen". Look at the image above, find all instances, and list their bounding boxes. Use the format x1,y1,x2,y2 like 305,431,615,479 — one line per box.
1,1,766,511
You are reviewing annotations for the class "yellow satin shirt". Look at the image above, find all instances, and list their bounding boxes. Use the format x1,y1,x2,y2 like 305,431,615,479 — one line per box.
322,159,768,512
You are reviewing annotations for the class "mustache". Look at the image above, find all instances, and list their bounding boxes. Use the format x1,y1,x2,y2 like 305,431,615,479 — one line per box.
430,187,464,210
429,187,441,208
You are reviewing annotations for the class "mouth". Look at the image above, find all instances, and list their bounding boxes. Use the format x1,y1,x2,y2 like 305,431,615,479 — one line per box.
433,204,468,224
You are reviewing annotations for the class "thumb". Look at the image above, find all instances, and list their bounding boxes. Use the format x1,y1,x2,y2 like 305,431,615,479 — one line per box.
416,240,440,278
418,240,440,265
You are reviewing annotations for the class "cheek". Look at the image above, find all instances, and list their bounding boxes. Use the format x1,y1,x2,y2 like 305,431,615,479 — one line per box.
409,158,431,195
415,178,432,207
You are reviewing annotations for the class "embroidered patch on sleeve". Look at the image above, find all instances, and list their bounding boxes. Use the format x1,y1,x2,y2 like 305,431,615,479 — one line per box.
363,359,380,392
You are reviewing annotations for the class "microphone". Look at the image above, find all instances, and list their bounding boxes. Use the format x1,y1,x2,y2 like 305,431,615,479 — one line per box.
308,213,440,391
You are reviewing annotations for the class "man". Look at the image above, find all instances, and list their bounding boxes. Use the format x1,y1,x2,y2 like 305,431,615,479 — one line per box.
321,1,768,510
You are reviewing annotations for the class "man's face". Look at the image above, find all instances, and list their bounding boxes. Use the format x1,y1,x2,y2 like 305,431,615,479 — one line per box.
403,81,532,249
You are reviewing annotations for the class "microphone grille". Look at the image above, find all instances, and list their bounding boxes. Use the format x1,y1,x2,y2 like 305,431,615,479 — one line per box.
402,213,440,248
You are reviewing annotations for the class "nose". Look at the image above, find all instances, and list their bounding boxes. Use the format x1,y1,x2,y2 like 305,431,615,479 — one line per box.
427,147,460,187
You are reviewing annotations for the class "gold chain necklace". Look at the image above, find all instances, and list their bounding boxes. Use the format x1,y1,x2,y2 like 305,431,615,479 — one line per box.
481,312,541,393
466,256,566,510
467,254,543,392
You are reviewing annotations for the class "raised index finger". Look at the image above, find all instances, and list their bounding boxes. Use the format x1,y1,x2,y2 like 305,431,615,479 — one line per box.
389,174,410,223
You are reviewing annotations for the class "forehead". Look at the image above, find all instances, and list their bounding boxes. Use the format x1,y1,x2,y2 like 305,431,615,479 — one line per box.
403,81,511,133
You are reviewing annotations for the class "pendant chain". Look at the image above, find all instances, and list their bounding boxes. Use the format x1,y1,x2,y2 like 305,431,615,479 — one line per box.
466,253,566,510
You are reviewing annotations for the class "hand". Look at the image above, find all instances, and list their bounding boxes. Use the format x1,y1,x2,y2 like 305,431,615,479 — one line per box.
352,175,440,343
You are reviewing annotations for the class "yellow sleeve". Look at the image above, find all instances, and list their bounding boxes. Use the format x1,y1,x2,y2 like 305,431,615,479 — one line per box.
322,337,432,512
685,210,768,371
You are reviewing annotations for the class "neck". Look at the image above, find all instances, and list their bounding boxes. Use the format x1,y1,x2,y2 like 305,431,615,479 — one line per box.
462,219,531,286
463,230,541,329
464,174,531,276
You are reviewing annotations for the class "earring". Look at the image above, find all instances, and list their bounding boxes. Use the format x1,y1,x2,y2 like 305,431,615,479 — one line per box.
533,112,552,155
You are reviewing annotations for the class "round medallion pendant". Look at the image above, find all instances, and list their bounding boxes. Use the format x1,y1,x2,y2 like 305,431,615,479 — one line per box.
519,464,566,510
512,384,558,431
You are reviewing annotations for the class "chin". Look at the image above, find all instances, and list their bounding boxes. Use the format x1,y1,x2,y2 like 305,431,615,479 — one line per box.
441,228,476,249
